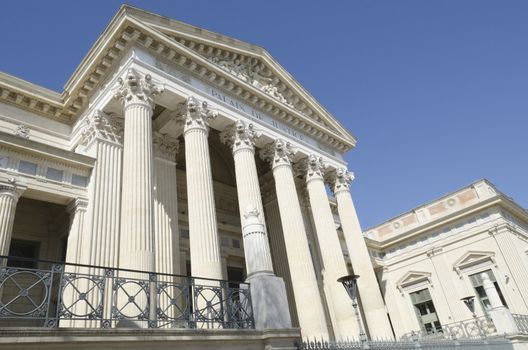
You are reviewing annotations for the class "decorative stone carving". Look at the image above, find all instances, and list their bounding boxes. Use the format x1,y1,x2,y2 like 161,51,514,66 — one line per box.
219,120,260,153
262,84,294,108
209,57,250,82
80,110,123,146
331,167,355,194
114,69,163,109
208,57,294,108
259,139,295,168
153,132,179,161
14,125,30,139
176,96,218,134
299,154,326,182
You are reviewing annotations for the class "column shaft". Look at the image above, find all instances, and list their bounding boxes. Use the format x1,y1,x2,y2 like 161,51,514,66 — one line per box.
306,176,358,339
65,199,88,265
335,187,394,339
273,163,328,338
153,152,180,276
0,185,20,256
120,104,154,271
233,147,273,275
264,197,300,327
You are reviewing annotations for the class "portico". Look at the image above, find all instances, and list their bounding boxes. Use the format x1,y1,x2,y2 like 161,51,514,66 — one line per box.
0,4,393,341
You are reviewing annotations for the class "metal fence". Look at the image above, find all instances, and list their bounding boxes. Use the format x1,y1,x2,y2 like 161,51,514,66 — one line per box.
401,316,497,340
296,337,514,350
0,256,254,329
513,314,528,333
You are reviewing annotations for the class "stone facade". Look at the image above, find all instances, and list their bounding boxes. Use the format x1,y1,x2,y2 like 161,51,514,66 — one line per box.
0,4,388,344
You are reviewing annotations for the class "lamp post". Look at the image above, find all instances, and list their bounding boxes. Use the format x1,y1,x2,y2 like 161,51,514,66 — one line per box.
338,274,368,347
461,295,485,339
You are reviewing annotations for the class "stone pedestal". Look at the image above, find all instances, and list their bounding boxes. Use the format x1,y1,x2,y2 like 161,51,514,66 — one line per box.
242,207,291,330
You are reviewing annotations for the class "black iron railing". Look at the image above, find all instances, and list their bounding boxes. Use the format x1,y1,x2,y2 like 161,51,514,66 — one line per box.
0,256,254,329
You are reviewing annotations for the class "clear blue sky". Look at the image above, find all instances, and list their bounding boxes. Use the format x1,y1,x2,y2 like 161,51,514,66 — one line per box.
1,1,526,228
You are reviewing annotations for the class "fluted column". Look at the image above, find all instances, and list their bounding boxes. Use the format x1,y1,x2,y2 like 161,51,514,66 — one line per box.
178,97,222,280
220,120,273,276
302,155,358,340
115,69,162,272
332,169,394,339
0,182,23,256
260,140,328,338
76,109,124,326
65,198,88,265
153,132,181,277
62,197,88,327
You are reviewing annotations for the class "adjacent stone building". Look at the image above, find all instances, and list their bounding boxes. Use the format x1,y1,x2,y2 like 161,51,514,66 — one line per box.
364,179,528,338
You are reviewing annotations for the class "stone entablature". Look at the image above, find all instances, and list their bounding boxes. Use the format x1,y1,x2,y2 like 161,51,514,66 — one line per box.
365,180,505,243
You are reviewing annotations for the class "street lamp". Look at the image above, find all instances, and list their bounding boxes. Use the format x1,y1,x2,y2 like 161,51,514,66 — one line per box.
461,295,485,338
338,274,368,345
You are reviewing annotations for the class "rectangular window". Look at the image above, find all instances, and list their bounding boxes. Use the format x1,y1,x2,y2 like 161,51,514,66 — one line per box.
7,239,40,269
469,270,508,312
46,167,63,182
410,288,442,334
71,174,88,187
18,160,38,175
232,239,240,249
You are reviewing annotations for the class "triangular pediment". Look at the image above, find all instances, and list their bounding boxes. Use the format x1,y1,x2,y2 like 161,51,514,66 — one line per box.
0,5,356,153
453,251,495,271
120,6,356,152
396,271,432,289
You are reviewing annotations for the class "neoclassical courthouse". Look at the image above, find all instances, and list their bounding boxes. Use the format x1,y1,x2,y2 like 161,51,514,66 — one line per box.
0,5,527,349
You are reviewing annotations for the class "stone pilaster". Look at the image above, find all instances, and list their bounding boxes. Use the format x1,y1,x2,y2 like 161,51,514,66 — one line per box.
260,140,328,339
220,120,273,276
153,132,181,277
301,155,358,340
178,96,222,280
114,69,163,272
331,168,394,340
0,182,23,256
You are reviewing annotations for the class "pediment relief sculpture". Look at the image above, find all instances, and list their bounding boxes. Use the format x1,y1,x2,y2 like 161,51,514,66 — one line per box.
207,56,294,108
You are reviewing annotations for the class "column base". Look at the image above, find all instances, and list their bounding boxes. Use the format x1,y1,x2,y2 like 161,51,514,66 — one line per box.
245,274,292,330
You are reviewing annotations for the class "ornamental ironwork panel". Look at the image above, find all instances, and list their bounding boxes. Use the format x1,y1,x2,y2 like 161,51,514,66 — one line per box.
0,256,254,329
296,337,514,350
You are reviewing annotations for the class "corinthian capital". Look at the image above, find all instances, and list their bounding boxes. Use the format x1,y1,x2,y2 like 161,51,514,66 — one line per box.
114,69,163,109
153,132,179,161
219,119,260,153
304,154,326,182
331,168,355,194
177,96,218,134
259,139,296,168
80,110,123,146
